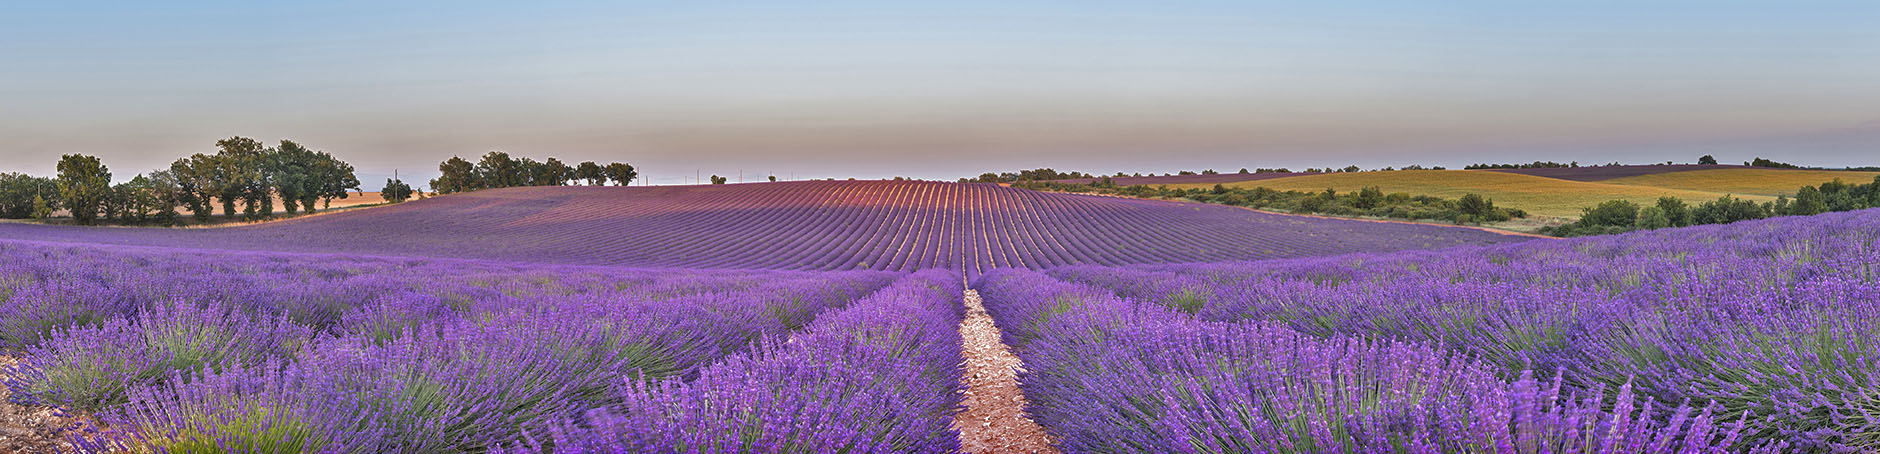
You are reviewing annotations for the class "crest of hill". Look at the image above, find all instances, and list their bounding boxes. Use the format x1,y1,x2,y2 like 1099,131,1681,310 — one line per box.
1171,170,1773,219
0,180,1524,275
1484,164,1747,181
1049,172,1323,186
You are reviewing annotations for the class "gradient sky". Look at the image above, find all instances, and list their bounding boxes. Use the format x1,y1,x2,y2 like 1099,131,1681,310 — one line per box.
3,1,1877,187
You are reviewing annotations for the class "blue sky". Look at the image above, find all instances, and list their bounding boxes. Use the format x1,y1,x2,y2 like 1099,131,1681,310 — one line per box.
2,1,1877,186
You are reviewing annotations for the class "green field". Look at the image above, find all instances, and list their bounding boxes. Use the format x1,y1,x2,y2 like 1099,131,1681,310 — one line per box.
1171,170,1773,219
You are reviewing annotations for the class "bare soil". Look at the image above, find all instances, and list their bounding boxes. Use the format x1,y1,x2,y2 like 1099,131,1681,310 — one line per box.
954,290,1059,454
0,356,81,453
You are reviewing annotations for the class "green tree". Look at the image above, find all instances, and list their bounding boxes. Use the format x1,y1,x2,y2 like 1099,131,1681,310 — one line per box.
476,151,523,188
270,141,321,215
768,175,778,182
1698,155,1718,165
604,162,637,186
1457,193,1495,218
1654,197,1691,227
1580,200,1641,227
1634,206,1671,229
536,158,574,186
0,173,60,219
1354,186,1385,210
56,154,113,225
170,154,218,221
29,194,53,220
309,153,360,211
575,161,606,186
381,178,414,203
1791,186,1828,215
710,175,728,184
433,156,479,193
212,137,269,219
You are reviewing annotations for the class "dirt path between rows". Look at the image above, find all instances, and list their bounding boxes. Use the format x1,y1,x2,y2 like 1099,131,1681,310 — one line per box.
954,289,1059,454
0,356,81,453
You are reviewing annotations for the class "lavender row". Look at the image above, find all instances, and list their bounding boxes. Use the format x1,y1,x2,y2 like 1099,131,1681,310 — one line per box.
1052,209,1880,451
0,240,902,451
973,269,1750,453
529,269,967,453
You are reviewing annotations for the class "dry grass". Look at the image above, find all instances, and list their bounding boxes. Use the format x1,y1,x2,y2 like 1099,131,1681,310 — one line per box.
1171,170,1769,219
1599,168,1880,197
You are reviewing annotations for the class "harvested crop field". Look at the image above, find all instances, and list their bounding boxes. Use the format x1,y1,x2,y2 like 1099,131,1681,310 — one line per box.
1484,164,1746,181
1600,167,1880,196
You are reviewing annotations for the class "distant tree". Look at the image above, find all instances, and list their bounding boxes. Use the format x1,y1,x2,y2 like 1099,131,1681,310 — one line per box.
170,154,218,221
433,157,479,193
145,169,183,225
1746,157,1800,169
29,194,53,220
308,153,359,211
0,173,60,219
1697,155,1718,165
1341,165,1362,173
56,154,112,225
575,161,606,186
1238,168,1250,174
477,151,523,188
210,137,269,219
1201,169,1219,175
604,162,637,186
381,178,414,203
270,141,320,215
540,158,574,186
768,175,778,182
710,175,728,184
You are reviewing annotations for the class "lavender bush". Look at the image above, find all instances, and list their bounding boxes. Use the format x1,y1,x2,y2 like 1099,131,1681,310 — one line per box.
974,268,1750,453
534,270,967,453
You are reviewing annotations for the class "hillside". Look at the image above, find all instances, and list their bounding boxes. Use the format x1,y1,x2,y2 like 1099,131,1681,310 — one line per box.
1170,170,1770,218
1599,167,1880,196
0,181,1524,275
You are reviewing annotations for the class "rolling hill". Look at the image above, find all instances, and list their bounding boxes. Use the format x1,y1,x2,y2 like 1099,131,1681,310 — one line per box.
1599,168,1880,196
1168,170,1770,218
0,181,1525,275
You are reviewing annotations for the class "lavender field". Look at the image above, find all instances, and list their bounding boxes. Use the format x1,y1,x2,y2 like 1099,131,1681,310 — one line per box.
978,208,1880,453
1,185,1875,452
0,181,1523,275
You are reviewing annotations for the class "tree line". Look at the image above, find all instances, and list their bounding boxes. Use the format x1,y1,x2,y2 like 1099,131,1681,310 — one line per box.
1541,176,1880,237
430,152,635,193
1014,179,1527,225
1,137,360,225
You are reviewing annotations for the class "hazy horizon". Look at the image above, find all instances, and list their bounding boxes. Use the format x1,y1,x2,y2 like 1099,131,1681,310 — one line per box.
4,1,1877,187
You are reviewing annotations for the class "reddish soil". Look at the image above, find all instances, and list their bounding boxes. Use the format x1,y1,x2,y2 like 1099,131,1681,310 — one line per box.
954,290,1059,454
0,356,82,453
